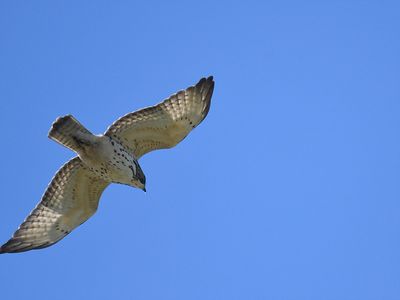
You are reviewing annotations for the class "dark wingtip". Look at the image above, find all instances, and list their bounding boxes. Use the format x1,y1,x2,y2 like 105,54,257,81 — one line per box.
0,238,21,254
0,240,13,254
197,76,214,85
0,238,55,254
197,76,214,119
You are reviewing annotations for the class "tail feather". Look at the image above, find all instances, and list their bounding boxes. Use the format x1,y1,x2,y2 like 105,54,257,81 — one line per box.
48,115,92,152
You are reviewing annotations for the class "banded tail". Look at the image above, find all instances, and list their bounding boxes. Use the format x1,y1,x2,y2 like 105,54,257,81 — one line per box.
48,115,94,152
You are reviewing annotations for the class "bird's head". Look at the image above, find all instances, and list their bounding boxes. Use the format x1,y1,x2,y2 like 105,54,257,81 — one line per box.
129,162,146,192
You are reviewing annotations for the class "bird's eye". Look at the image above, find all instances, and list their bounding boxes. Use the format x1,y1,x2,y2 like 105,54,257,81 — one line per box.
128,166,135,177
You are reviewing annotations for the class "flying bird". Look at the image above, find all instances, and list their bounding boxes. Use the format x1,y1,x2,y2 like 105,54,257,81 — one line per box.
0,76,214,253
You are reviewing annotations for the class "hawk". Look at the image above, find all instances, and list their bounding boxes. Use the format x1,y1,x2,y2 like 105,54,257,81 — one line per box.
0,76,214,254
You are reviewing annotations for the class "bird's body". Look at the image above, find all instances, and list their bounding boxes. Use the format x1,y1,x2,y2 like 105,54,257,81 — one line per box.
0,76,214,253
53,124,145,189
88,135,144,188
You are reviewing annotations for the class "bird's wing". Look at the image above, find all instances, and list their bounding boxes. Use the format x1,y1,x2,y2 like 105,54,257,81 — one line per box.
0,157,109,253
105,76,214,159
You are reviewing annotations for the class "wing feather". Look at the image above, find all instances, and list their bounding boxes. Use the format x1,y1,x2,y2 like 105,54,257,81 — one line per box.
105,76,214,158
0,157,109,253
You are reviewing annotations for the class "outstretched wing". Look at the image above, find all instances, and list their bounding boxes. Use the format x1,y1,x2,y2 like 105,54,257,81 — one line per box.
0,157,109,253
105,76,214,159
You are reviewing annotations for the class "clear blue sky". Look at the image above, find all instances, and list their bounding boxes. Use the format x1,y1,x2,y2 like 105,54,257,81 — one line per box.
1,1,399,299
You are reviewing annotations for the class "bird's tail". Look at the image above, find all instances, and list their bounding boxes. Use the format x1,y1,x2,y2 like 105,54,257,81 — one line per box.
48,115,94,153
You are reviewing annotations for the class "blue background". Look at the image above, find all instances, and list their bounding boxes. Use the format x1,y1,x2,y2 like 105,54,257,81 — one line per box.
1,1,399,299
